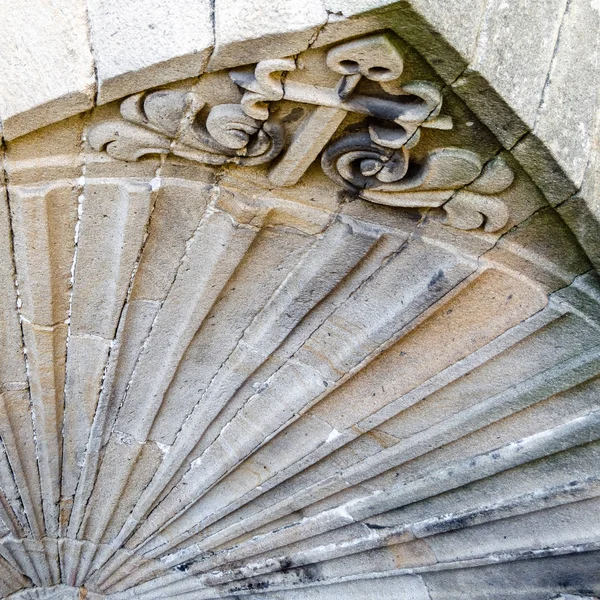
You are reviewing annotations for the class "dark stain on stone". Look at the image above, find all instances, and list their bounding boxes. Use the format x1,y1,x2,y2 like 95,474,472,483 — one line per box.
428,269,445,290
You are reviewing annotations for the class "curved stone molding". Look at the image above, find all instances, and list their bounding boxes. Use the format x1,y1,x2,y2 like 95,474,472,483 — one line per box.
0,5,597,600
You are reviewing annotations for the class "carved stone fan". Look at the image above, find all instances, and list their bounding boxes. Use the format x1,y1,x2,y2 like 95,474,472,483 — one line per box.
0,28,598,600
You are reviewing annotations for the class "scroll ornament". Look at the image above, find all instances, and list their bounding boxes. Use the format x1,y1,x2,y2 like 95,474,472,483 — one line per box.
88,33,514,232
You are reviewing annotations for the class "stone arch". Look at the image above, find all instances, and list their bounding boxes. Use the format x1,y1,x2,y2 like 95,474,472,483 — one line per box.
0,2,598,599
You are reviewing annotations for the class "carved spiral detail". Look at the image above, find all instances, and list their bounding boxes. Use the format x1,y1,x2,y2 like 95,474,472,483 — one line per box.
321,131,411,191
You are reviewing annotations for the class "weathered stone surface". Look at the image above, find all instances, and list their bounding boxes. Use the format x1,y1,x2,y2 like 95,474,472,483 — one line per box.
208,0,328,71
532,0,600,190
469,0,568,129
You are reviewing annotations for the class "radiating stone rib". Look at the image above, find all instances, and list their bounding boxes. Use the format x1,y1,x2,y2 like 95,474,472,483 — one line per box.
79,207,265,573
61,180,154,529
0,442,27,538
7,183,77,539
69,181,215,541
159,363,600,587
174,408,600,588
124,240,475,549
148,305,599,562
161,231,408,487
141,268,548,555
200,478,600,587
137,269,551,559
146,225,316,448
114,217,380,545
0,390,44,538
108,446,600,594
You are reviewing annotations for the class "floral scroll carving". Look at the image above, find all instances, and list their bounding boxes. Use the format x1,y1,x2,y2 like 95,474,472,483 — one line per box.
88,32,514,232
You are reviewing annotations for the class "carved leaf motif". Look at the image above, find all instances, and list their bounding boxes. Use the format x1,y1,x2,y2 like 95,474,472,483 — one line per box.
321,131,483,194
443,190,510,232
88,90,286,166
87,121,172,161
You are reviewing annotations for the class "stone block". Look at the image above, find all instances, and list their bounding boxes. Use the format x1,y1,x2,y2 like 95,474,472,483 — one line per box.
0,186,26,388
208,0,328,72
485,208,592,292
533,0,600,190
452,72,530,149
8,183,78,327
512,133,579,205
4,116,86,185
0,0,94,140
88,0,214,104
469,0,568,129
407,0,487,62
70,180,153,339
61,334,111,505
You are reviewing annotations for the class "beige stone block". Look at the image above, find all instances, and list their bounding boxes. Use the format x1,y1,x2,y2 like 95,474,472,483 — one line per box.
62,334,111,505
4,116,86,185
130,180,213,302
0,390,43,539
0,0,94,140
484,208,592,292
208,0,328,72
22,321,68,538
0,187,26,388
88,0,214,104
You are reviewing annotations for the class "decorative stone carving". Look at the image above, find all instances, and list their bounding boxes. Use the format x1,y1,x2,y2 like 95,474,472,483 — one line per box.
89,32,514,232
0,9,598,600
88,90,285,165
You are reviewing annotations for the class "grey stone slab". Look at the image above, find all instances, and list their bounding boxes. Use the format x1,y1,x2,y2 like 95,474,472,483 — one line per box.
533,0,600,190
512,133,578,205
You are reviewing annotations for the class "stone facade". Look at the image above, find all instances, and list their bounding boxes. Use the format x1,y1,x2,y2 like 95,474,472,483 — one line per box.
0,1,598,599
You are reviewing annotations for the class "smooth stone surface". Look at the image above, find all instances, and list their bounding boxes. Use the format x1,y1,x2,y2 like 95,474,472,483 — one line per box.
0,0,94,140
88,0,214,104
208,0,328,71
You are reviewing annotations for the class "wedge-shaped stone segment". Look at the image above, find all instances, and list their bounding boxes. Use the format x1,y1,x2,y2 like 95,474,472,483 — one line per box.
126,217,381,528
61,335,111,525
140,274,596,566
139,268,548,557
0,0,94,141
468,0,568,130
21,322,68,540
88,0,214,104
0,186,27,389
532,0,600,190
80,206,264,555
123,237,475,549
